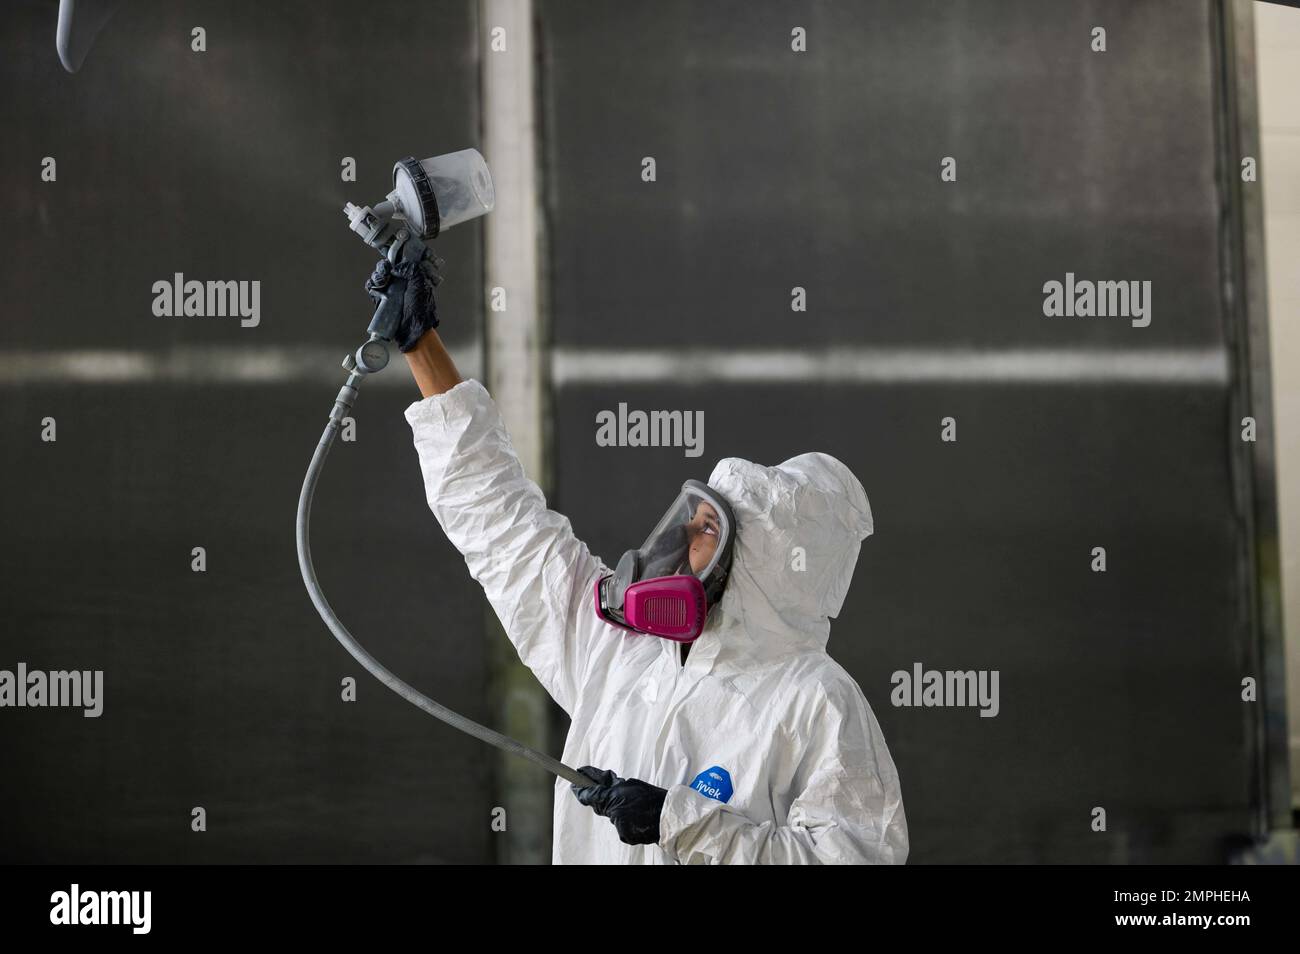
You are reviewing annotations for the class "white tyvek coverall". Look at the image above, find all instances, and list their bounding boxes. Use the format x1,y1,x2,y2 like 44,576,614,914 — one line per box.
406,379,908,864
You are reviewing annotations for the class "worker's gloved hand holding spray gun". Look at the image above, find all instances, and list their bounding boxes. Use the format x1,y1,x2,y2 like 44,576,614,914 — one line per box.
299,148,668,847
363,254,440,354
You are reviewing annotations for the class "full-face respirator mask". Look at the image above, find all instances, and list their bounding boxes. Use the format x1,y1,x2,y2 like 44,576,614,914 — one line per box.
595,480,737,642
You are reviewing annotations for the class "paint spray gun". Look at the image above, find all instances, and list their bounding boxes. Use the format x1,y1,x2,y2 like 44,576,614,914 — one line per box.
297,150,596,788
340,148,495,374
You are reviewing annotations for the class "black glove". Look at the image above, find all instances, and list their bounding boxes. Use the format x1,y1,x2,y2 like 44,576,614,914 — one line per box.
364,252,440,353
570,766,668,846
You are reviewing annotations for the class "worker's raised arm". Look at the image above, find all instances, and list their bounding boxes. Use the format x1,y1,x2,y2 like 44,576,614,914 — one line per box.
402,330,611,716
403,326,463,398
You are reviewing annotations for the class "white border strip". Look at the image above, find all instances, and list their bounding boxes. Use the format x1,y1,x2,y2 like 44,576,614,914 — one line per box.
0,345,481,387
552,346,1231,386
0,345,1228,387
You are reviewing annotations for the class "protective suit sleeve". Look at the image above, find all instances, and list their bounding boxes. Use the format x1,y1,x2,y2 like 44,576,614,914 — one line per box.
404,378,608,716
657,688,909,865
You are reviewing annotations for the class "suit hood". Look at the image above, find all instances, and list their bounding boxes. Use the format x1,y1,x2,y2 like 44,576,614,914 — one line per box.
692,452,873,670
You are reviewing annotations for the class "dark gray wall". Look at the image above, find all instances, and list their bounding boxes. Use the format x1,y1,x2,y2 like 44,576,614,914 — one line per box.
0,0,1267,865
0,0,497,863
542,0,1254,862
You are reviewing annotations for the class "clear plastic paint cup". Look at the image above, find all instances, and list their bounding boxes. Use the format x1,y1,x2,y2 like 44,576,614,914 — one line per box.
391,148,495,237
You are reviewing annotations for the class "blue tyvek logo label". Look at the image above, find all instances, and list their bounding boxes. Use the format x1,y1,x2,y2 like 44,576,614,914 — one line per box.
689,766,733,803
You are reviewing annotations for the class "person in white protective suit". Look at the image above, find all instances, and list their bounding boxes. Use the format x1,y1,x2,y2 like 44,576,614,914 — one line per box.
379,258,908,865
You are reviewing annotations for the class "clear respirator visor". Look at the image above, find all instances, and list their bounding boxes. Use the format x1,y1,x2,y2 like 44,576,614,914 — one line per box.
609,481,733,604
